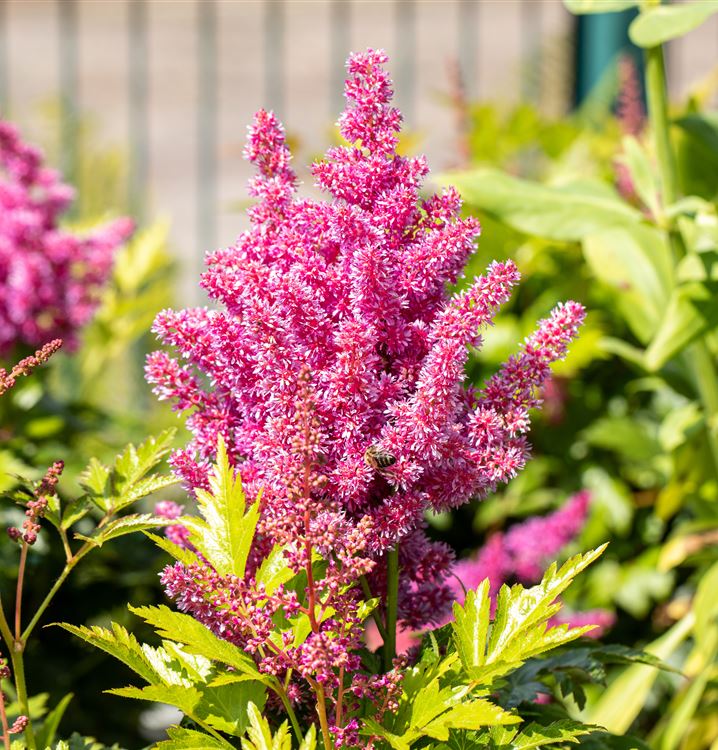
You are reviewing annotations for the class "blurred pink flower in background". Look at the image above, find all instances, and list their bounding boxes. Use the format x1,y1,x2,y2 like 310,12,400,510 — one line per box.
0,121,132,355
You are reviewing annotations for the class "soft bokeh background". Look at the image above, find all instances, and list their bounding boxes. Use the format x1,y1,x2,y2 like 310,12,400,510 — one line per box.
2,0,716,303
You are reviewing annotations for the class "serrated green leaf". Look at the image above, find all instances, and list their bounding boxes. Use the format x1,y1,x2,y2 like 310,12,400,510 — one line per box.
563,0,639,13
57,622,159,684
453,547,606,687
145,531,203,567
128,605,265,681
511,720,593,749
255,545,294,595
241,702,291,750
108,684,202,715
422,698,519,740
74,514,169,547
61,496,93,529
78,431,176,513
198,682,266,737
187,437,259,577
453,580,491,673
629,1,718,47
298,725,316,750
78,458,111,510
443,168,641,242
156,726,232,750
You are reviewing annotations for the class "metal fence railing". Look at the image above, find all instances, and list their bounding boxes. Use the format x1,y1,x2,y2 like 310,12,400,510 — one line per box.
1,0,715,301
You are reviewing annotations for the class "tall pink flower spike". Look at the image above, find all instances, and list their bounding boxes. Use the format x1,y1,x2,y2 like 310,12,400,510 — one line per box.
147,49,585,630
0,122,133,355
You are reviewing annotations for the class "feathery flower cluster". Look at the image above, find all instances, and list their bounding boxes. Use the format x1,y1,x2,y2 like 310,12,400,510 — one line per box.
0,338,62,396
450,491,614,636
147,49,584,629
7,460,64,545
0,122,133,355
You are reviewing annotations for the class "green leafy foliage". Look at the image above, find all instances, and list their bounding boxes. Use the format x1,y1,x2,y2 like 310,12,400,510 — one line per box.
183,437,260,578
453,549,606,685
563,0,639,13
78,429,177,514
629,2,718,48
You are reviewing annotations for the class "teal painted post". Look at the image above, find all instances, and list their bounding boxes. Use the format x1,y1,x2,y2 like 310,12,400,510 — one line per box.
575,7,640,105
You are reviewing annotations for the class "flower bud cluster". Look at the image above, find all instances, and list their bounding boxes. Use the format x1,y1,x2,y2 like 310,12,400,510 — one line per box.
0,338,62,396
7,461,63,545
0,122,133,354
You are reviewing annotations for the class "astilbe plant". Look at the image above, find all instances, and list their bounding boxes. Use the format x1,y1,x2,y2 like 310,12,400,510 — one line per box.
62,48,682,750
147,49,585,641
0,121,133,355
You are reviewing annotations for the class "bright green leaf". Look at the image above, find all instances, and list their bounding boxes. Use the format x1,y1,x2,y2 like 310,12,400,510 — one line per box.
629,2,718,47
74,514,170,547
442,169,642,242
128,605,265,681
156,726,232,750
582,225,673,343
57,622,160,684
644,281,718,370
186,437,259,578
564,0,639,13
108,684,202,716
197,682,267,737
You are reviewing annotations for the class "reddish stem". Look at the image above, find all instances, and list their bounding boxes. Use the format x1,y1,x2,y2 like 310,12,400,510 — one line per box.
0,690,10,750
14,544,28,641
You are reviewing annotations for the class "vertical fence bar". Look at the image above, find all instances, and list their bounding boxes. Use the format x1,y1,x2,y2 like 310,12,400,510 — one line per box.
128,0,149,223
330,0,350,118
394,0,416,125
458,0,478,100
521,0,542,105
58,0,79,185
197,0,218,286
264,0,285,116
0,0,8,113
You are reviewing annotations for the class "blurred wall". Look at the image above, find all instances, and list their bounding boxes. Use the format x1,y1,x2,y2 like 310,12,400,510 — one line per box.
1,0,716,303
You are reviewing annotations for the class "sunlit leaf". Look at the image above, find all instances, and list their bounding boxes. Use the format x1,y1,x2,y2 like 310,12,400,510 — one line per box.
629,2,718,47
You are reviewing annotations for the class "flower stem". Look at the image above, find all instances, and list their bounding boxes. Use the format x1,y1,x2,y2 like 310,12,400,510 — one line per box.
359,575,389,643
383,545,399,672
0,689,11,750
10,648,35,750
644,35,718,477
14,544,28,640
20,537,96,643
314,685,334,750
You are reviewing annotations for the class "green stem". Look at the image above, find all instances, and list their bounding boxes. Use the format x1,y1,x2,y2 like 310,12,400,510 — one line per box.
274,679,303,744
10,647,35,750
645,45,678,210
0,599,14,654
383,545,399,672
20,540,95,643
644,36,718,477
359,575,389,644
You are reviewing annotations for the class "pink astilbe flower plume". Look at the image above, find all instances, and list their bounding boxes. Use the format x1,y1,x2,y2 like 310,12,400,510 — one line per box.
147,49,585,630
0,122,133,355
